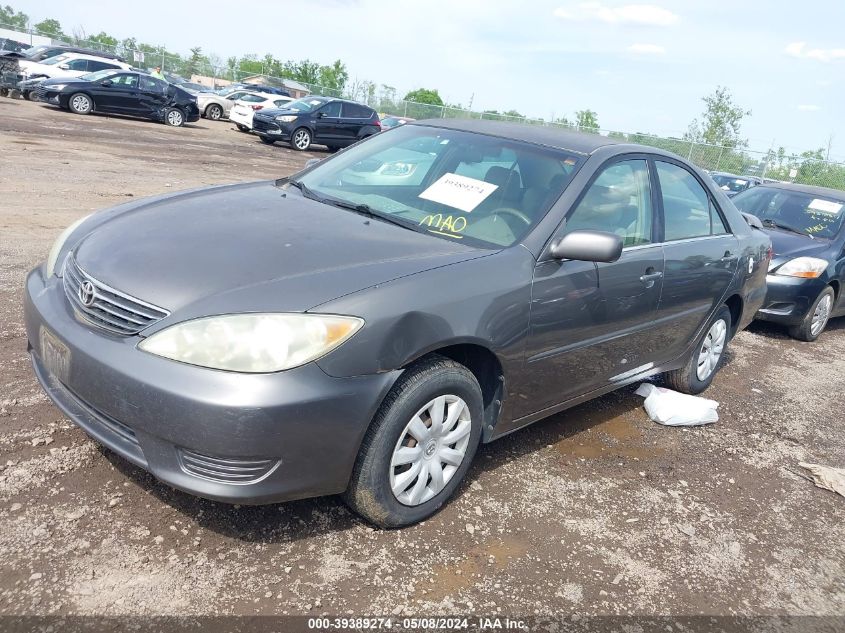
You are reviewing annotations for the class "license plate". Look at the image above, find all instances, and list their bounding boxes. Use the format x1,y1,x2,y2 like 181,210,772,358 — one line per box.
40,326,70,384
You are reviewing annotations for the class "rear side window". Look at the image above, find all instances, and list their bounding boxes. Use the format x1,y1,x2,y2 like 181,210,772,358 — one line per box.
66,59,90,71
88,60,118,72
564,160,653,247
657,161,728,240
239,94,265,102
140,75,166,93
343,102,373,118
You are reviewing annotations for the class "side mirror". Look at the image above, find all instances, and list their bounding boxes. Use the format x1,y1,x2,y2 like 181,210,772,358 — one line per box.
305,158,321,169
101,79,112,87
741,212,764,229
550,230,623,263
317,112,327,118
58,63,69,70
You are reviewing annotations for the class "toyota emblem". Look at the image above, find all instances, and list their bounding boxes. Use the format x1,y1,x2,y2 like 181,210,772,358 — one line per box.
78,281,96,307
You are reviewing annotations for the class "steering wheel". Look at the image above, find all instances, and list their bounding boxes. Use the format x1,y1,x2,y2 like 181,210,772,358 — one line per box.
491,207,532,226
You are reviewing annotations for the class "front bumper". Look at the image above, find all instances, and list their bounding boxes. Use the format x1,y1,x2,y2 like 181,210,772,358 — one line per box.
251,116,293,140
24,265,399,504
755,274,827,325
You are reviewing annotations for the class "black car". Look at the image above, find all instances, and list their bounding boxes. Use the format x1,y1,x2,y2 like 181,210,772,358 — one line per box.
25,120,769,527
0,37,28,53
381,115,415,130
35,70,200,127
252,96,380,151
732,182,845,340
710,171,761,197
21,44,125,63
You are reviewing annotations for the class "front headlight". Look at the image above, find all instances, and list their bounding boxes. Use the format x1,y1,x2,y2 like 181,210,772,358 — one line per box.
774,256,828,279
138,313,364,373
48,84,67,91
275,115,297,122
45,214,92,277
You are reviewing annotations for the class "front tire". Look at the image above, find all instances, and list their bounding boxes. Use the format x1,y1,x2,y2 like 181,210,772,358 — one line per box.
205,103,223,120
789,286,834,342
164,107,185,127
68,92,93,115
664,305,732,395
290,127,312,151
343,355,483,528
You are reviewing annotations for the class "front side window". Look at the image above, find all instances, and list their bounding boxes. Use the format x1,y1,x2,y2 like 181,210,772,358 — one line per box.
297,125,584,248
320,102,342,117
564,160,653,247
657,161,728,240
733,188,845,239
711,174,751,193
110,73,139,88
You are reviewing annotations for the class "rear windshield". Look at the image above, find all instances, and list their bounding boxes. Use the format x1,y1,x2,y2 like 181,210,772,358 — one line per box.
297,125,584,248
733,187,845,239
711,174,752,192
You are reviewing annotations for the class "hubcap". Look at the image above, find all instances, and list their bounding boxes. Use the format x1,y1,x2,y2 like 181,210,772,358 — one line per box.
696,318,727,381
72,95,90,112
811,294,833,336
209,106,221,119
168,110,183,126
389,395,472,506
294,130,310,149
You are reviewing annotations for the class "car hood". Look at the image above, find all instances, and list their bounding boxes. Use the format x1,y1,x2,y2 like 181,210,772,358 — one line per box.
255,107,302,118
763,227,831,266
72,180,484,321
41,76,89,88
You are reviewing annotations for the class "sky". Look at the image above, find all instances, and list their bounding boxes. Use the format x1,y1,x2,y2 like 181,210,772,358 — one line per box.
9,0,845,159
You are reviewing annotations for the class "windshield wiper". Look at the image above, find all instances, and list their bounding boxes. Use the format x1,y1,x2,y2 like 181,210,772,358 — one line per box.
762,218,814,239
286,179,325,203
319,197,416,232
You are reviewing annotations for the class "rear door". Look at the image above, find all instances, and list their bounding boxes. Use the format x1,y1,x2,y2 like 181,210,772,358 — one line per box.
137,75,169,117
653,159,739,362
515,158,664,419
340,102,375,142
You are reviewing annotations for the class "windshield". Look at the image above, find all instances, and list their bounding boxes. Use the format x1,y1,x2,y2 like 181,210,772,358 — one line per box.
80,69,120,82
40,54,70,66
285,98,325,112
22,45,47,56
711,174,751,193
733,187,845,239
296,125,584,248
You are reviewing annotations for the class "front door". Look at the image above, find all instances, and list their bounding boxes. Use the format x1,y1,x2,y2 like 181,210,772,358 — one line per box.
653,160,739,362
91,73,140,113
512,158,664,421
313,101,342,144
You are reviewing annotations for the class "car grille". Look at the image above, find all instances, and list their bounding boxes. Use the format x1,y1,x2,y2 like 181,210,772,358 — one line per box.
177,448,280,484
62,254,169,336
252,115,278,133
34,85,48,101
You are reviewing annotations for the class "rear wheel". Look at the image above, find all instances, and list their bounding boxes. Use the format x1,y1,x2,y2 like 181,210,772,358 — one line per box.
343,355,483,528
259,135,276,145
789,286,834,342
290,127,312,151
164,107,185,127
205,103,223,120
665,305,732,395
68,92,93,115
236,124,248,132
23,90,33,101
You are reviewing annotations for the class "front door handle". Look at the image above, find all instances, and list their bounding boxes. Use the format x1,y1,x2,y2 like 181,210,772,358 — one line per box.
720,251,738,263
639,269,663,288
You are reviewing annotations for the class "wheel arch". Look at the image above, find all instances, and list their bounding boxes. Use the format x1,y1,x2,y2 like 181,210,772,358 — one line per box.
723,293,744,336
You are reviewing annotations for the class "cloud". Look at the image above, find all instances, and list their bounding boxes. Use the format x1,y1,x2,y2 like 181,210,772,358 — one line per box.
628,43,666,54
553,2,678,26
797,104,821,111
785,41,845,62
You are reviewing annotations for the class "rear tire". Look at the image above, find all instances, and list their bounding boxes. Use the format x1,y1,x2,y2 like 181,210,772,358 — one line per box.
68,92,93,115
259,136,276,145
205,103,223,120
343,355,483,528
664,306,732,395
789,286,834,342
290,127,312,151
23,90,33,101
236,124,248,132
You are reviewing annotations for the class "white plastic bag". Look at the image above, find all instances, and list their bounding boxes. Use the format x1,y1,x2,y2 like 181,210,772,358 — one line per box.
635,383,719,427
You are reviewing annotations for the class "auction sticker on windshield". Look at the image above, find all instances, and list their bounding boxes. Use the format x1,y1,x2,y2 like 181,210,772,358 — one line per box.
808,199,843,214
418,173,498,213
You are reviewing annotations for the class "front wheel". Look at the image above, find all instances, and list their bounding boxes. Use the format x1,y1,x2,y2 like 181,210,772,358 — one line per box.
205,103,223,120
343,355,483,528
290,127,312,151
68,92,93,115
664,305,732,394
164,107,185,127
789,286,835,342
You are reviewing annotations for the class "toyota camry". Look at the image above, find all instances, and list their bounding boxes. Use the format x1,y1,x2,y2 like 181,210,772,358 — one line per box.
25,120,770,527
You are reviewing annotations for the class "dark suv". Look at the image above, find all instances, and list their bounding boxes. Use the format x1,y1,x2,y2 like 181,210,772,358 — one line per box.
252,96,380,151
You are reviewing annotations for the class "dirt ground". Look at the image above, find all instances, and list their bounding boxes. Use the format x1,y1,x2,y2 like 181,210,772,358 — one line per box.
0,98,843,623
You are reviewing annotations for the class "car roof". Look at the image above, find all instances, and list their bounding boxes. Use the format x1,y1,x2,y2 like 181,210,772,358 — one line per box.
50,52,125,62
750,181,845,200
408,119,625,155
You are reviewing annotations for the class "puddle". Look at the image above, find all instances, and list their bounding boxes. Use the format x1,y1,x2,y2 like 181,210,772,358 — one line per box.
426,538,529,600
553,410,663,460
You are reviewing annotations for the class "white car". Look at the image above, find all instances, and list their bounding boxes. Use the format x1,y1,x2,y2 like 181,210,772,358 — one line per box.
19,52,131,81
229,93,294,132
197,89,279,121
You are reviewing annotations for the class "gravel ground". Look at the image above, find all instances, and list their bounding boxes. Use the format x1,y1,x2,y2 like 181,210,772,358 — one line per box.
0,98,843,623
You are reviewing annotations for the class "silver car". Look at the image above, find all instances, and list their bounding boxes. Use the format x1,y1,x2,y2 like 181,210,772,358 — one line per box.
197,89,277,121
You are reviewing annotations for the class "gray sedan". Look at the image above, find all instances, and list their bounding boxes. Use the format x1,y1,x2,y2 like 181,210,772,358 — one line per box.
25,120,770,527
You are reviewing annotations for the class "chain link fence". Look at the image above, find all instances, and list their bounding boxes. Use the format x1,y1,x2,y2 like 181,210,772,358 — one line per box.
4,23,845,191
